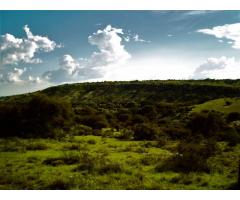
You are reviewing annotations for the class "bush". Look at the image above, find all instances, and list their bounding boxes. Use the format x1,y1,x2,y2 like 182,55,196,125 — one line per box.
131,114,145,124
25,141,48,150
140,153,161,165
45,176,76,190
115,129,134,140
218,127,240,146
160,139,216,173
43,151,82,166
133,123,160,140
70,124,93,136
73,152,95,172
73,151,123,174
0,94,73,138
163,126,190,140
226,112,240,122
97,162,122,174
79,114,108,130
187,111,225,138
117,113,131,122
87,139,96,144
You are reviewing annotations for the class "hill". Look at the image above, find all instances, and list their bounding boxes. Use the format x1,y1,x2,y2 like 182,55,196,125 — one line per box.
0,79,240,189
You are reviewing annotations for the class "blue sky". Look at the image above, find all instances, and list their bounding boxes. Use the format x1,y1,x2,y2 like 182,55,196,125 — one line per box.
1,10,240,96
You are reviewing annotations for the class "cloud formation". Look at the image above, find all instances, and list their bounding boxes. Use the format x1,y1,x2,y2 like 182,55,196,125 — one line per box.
0,25,59,66
88,25,131,66
197,23,240,49
0,67,26,83
44,25,131,83
0,25,59,85
192,56,239,79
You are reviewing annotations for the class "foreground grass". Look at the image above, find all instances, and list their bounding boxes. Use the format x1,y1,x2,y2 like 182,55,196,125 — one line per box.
0,136,239,189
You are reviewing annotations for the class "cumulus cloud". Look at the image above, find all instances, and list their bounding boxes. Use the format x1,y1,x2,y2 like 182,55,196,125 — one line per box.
192,56,240,79
0,67,26,83
59,54,79,75
197,23,240,49
43,54,82,83
0,25,59,86
44,25,131,83
0,25,59,65
88,25,131,66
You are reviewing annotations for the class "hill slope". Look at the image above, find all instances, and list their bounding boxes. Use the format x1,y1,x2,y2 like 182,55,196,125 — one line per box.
1,80,240,189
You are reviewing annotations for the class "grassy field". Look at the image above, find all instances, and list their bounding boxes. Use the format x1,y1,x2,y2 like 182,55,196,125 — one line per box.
192,98,240,114
0,135,239,190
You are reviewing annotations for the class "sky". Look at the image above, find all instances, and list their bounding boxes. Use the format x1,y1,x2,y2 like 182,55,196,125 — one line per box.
1,10,240,96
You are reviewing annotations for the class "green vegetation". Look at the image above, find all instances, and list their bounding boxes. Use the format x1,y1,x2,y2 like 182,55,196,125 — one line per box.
192,98,240,114
0,79,240,189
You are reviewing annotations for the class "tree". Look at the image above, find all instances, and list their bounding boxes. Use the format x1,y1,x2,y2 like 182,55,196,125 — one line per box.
0,94,73,138
187,111,225,138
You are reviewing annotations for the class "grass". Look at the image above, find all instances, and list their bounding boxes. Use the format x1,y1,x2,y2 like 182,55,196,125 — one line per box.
0,135,239,189
192,97,240,114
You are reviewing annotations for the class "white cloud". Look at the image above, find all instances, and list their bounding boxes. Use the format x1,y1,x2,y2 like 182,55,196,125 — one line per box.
0,25,59,66
102,53,195,81
28,75,42,84
88,25,131,66
192,56,240,79
197,23,240,49
132,34,150,42
59,54,79,75
44,25,131,83
6,67,26,83
184,11,219,16
123,36,130,42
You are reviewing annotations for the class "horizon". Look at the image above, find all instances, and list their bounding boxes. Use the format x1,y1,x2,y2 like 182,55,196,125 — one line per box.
1,78,240,97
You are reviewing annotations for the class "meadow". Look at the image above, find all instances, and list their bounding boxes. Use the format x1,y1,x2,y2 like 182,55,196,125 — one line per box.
0,135,239,189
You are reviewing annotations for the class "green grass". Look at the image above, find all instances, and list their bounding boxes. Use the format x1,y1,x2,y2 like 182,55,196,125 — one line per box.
192,97,240,114
0,135,239,189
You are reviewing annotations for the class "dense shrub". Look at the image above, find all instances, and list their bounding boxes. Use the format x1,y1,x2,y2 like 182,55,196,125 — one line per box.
115,129,134,140
133,123,160,140
131,114,145,124
163,126,190,140
0,94,73,138
157,139,217,173
77,114,108,130
138,105,157,119
117,113,131,122
73,152,123,174
70,124,93,136
43,151,82,166
187,111,225,137
218,127,240,146
226,112,240,122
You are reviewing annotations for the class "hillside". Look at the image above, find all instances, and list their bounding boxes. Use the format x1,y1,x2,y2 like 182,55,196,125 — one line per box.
192,98,240,114
0,79,240,189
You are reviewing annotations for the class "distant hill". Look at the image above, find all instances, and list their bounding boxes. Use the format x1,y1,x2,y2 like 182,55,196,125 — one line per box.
2,79,240,105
